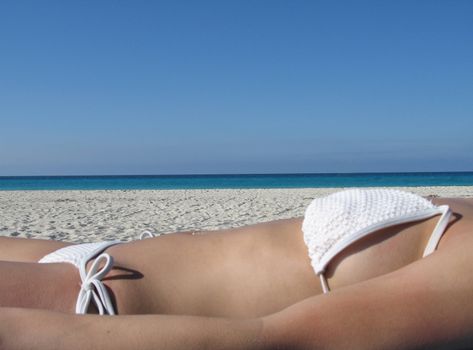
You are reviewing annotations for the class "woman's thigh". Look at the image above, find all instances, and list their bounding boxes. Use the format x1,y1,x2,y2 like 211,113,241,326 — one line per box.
0,260,79,312
0,236,72,262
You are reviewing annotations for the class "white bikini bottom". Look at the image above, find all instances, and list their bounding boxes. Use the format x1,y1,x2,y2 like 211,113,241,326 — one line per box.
38,241,123,315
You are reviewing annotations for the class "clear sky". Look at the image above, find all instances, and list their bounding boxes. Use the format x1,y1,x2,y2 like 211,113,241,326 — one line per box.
1,0,472,175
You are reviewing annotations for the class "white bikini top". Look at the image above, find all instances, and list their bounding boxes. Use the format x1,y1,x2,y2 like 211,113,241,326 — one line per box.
301,188,452,293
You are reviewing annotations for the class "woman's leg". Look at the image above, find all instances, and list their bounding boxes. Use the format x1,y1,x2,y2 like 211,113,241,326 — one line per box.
0,236,72,262
0,260,79,312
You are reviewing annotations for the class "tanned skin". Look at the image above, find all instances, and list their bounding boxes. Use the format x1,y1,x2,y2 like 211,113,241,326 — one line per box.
0,197,472,349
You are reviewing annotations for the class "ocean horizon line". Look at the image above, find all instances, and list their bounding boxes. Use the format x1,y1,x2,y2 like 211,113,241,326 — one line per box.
1,170,473,179
1,171,473,191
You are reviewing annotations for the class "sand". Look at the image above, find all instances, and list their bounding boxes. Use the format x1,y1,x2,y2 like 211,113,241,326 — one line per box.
1,186,472,243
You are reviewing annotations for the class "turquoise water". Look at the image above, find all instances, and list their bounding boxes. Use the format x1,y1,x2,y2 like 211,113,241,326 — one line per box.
0,172,473,191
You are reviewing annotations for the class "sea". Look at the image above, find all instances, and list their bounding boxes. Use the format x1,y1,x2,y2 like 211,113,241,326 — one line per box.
0,172,473,191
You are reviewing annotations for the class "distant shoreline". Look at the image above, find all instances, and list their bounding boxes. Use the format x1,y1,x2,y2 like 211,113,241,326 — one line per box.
1,172,473,191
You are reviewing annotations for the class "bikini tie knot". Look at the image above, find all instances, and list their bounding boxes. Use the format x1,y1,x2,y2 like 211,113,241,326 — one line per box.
82,283,94,291
76,253,116,315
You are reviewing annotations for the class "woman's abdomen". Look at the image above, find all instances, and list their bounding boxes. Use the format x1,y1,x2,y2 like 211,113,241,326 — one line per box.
104,218,322,318
103,215,440,318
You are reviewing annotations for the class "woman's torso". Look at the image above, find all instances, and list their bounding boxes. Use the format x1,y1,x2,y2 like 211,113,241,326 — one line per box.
103,196,473,318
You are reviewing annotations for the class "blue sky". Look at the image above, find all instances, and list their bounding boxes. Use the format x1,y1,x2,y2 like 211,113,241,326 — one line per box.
0,0,472,175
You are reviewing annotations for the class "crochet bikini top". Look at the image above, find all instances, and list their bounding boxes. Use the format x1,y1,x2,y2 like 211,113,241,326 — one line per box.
301,188,451,293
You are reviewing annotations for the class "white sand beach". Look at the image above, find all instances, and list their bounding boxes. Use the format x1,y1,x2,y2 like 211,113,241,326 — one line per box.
1,186,472,243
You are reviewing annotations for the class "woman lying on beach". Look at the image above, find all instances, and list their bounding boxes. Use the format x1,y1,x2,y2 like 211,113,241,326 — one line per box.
1,188,473,349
